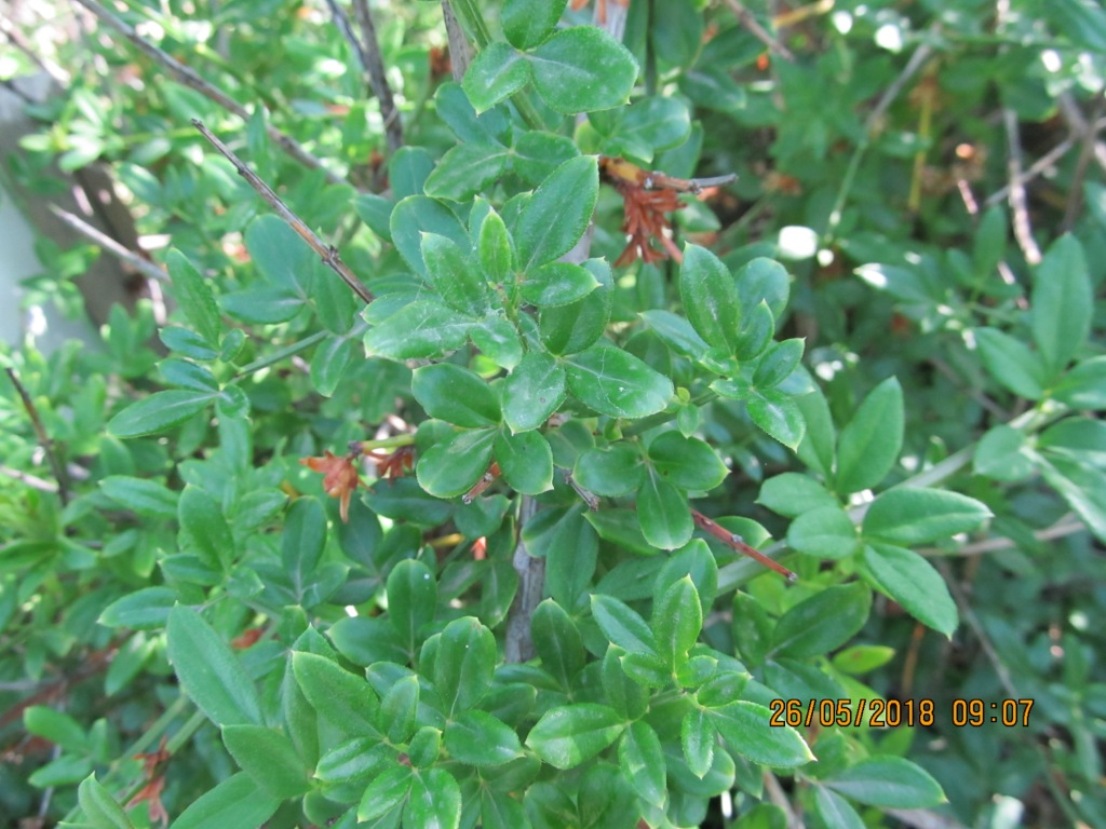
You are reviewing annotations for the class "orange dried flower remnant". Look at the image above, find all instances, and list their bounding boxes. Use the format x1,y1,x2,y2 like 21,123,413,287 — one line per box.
300,450,361,522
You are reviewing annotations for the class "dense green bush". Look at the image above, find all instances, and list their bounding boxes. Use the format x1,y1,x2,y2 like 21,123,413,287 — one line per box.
1,1,1105,827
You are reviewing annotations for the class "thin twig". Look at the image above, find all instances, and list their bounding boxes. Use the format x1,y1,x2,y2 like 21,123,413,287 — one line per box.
505,495,543,663
5,368,70,505
191,119,373,303
1003,109,1042,265
691,509,797,581
70,0,346,187
723,0,794,61
919,514,1085,557
352,0,404,153
441,1,473,81
1062,94,1105,231
48,204,168,283
0,466,59,493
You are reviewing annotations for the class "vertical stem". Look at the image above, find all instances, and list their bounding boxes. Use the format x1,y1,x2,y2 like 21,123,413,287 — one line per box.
505,495,542,662
352,0,404,153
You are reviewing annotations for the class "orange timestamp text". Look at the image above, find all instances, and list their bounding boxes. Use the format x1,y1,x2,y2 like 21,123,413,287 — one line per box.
768,697,1035,729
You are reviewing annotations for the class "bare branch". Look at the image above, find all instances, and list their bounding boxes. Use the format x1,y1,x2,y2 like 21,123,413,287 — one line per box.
1062,95,1105,231
192,119,373,304
48,204,168,283
0,15,70,84
1003,109,1042,265
352,0,404,154
5,368,70,505
691,509,797,581
70,0,347,187
442,1,473,81
723,0,794,62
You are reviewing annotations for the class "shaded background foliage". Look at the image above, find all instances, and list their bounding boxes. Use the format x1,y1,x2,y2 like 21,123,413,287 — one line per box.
0,0,1104,828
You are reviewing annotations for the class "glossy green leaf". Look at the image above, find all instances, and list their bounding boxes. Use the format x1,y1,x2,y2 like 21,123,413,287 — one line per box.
709,702,813,767
681,709,715,779
444,710,523,766
178,485,233,572
98,587,176,630
434,617,496,715
413,363,500,427
973,424,1037,481
532,599,585,689
608,97,691,162
107,389,215,438
471,315,524,369
379,675,420,744
282,497,327,604
172,772,281,829
747,388,805,450
521,261,600,307
1032,234,1092,375
679,244,740,352
637,472,693,550
357,764,413,822
463,42,532,113
653,576,702,670
861,544,958,636
416,427,497,498
1054,355,1106,409
515,156,598,270
363,300,473,360
316,739,392,784
78,774,134,829
824,757,945,808
386,559,437,651
292,651,382,737
574,444,644,497
862,488,991,545
771,583,871,658
502,350,566,432
618,720,666,808
421,232,490,316
565,344,674,418
423,142,511,202
478,208,515,284
167,606,260,727
167,249,221,347
25,706,87,753
502,0,567,48
405,767,461,829
795,386,836,477
974,327,1046,400
222,725,310,798
758,473,838,518
812,786,866,829
787,505,858,559
736,257,790,319
100,476,177,519
540,259,613,355
640,309,709,359
648,432,728,491
245,214,314,295
494,429,554,494
310,333,356,397
754,338,805,390
389,196,467,277
590,594,657,656
835,376,903,494
525,704,626,769
734,299,775,361
528,27,637,113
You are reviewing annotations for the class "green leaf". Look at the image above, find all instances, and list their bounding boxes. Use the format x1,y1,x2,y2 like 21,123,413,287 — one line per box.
98,587,176,630
417,427,497,498
681,709,716,779
405,767,461,829
413,363,500,427
618,721,666,808
387,559,437,652
25,706,88,753
531,599,585,689
754,338,805,389
1054,355,1106,409
758,473,838,519
710,702,814,767
478,208,515,284
1032,234,1092,375
178,486,232,572
78,774,134,829
771,583,871,658
653,576,702,670
292,652,382,737
421,232,491,316
316,739,391,784
747,388,804,450
637,472,693,550
434,617,496,715
736,257,790,319
786,505,858,560
608,97,691,162
648,432,728,491
974,327,1046,399
107,389,215,438
812,786,866,829
590,594,656,656
100,476,177,519
171,772,281,829
364,300,473,360
835,377,903,494
795,387,836,477
527,27,638,114
424,142,511,202
679,244,740,352
525,704,626,769
511,130,581,185
388,195,467,278
495,429,554,494
521,262,599,307
245,214,314,295
515,156,599,270
444,710,523,766
640,309,709,359
565,344,674,418
861,544,958,635
310,334,356,397
357,764,413,822
282,497,328,604
222,725,310,798
502,0,567,49
575,444,644,497
862,488,991,545
463,42,532,113
166,249,221,346
973,424,1037,481
502,350,566,432
540,259,613,355
472,316,524,369
167,606,261,727
379,675,420,744
824,757,945,808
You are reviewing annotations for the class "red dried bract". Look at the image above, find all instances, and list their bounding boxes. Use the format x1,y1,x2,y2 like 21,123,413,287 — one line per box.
300,450,361,523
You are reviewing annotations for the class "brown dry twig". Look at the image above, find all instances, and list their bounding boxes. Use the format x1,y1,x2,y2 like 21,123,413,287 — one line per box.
192,118,373,303
4,368,71,506
352,0,404,153
691,508,797,581
723,0,795,62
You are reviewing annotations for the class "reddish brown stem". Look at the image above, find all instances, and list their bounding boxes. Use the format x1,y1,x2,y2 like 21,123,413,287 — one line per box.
691,509,797,582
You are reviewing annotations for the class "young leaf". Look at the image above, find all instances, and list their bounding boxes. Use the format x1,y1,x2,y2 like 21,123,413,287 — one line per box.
590,594,657,656
379,675,420,744
754,338,805,390
525,704,627,769
747,388,805,450
166,249,221,347
681,709,716,779
478,208,515,285
679,244,741,353
527,27,638,114
861,544,958,636
167,606,261,727
515,156,599,270
834,376,904,494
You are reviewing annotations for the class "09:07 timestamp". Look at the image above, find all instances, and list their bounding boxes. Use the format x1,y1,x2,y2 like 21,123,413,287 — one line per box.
768,697,1035,729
